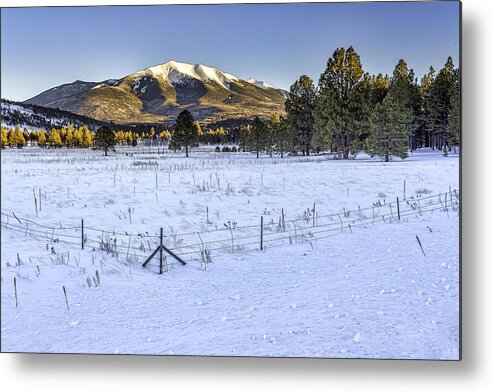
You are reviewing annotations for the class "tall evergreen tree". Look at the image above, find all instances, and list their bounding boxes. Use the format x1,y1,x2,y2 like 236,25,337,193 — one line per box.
93,126,116,156
37,129,47,147
371,73,389,107
270,112,292,158
246,117,269,159
416,66,436,148
367,93,411,162
448,67,461,146
408,69,422,150
173,110,198,158
48,129,62,148
7,129,14,148
428,57,455,150
285,75,316,156
1,127,8,148
13,126,26,148
81,126,93,148
313,47,367,159
65,124,75,148
387,59,417,150
389,60,412,107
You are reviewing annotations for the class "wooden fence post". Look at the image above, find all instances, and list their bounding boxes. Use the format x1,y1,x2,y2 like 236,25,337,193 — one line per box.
81,219,84,250
313,203,316,227
260,216,264,251
397,197,401,220
159,227,164,274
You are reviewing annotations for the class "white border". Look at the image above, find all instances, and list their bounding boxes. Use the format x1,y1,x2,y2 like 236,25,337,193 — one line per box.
2,0,493,391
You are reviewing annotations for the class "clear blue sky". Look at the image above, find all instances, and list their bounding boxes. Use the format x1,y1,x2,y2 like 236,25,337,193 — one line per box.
1,1,460,101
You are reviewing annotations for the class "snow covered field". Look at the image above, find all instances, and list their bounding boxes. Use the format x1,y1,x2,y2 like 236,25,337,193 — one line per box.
0,147,460,359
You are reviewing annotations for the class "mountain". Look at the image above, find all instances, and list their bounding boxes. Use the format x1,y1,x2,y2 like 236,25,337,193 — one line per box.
25,60,288,126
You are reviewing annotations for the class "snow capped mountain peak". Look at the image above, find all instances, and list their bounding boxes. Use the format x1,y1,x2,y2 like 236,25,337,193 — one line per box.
143,60,240,90
246,77,278,90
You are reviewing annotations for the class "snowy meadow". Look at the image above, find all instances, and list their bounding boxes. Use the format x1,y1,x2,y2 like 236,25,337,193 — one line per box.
0,147,460,359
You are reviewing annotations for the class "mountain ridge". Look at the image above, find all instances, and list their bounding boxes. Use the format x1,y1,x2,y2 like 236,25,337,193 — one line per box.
25,60,288,126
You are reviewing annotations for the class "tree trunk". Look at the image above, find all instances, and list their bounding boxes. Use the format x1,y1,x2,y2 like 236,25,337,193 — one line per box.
185,144,189,157
104,148,108,156
343,147,349,160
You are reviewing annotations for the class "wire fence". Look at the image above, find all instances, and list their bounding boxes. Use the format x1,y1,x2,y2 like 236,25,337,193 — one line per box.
1,189,459,267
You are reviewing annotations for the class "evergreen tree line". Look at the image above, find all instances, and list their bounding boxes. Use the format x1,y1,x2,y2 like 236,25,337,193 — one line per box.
284,46,460,161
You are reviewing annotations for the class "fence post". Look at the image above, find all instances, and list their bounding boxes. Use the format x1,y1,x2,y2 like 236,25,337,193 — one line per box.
397,197,400,220
81,219,84,250
313,202,316,227
159,227,164,274
260,216,264,251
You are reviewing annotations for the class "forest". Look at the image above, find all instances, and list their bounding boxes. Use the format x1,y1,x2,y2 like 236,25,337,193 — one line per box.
1,47,460,162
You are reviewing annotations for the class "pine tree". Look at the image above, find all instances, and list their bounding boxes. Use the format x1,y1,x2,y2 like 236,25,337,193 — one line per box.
172,110,198,158
238,124,252,152
285,75,316,156
367,93,411,162
23,129,29,146
38,129,47,147
159,130,171,143
7,129,15,148
29,130,38,146
1,127,8,148
48,129,62,148
448,67,460,147
66,126,74,148
13,126,26,148
313,47,367,159
194,121,203,137
73,127,83,147
388,60,417,150
81,126,93,148
93,126,116,156
428,57,455,150
371,74,389,107
388,60,412,107
270,112,292,158
246,117,269,159
417,67,435,148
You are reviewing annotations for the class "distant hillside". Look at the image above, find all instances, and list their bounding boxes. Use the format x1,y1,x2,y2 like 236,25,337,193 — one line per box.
25,60,287,126
1,99,134,131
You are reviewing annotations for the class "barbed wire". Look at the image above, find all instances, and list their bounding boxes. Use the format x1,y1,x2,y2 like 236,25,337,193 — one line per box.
1,189,459,264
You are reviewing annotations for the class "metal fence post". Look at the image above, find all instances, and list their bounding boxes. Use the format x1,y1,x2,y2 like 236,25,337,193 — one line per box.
81,219,84,249
260,216,264,251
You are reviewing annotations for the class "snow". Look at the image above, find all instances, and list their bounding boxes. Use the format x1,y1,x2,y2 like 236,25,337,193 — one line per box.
0,147,459,359
246,77,278,90
145,60,239,90
104,79,120,86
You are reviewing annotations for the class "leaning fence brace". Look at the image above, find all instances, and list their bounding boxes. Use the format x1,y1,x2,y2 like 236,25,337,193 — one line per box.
142,227,187,273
